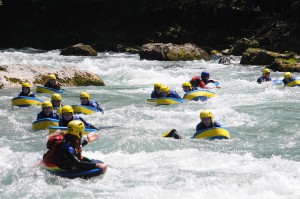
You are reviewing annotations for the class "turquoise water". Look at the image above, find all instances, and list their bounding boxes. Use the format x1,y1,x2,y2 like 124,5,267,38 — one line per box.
1,49,300,198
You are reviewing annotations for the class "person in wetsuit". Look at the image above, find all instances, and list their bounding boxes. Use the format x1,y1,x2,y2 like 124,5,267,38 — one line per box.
44,120,107,174
282,72,296,86
44,74,61,90
80,92,103,112
37,101,60,120
196,109,221,131
59,105,96,129
18,82,35,97
151,82,163,98
159,86,181,99
257,68,272,84
190,72,220,89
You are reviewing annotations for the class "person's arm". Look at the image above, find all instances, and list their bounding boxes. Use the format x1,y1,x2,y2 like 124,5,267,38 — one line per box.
37,112,43,120
214,121,221,127
257,77,262,84
63,146,98,170
199,81,207,89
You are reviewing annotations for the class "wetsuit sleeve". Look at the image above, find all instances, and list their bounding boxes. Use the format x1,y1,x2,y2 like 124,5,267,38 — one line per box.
196,123,202,131
92,101,103,112
257,77,262,84
29,93,36,97
175,92,182,99
82,139,88,147
214,121,221,127
37,112,43,120
151,91,156,98
78,117,94,128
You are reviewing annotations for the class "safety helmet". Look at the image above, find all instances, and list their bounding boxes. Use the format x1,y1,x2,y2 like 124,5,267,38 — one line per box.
22,82,31,88
61,105,74,114
42,101,53,108
80,92,90,100
201,71,210,78
51,93,62,101
159,86,170,94
68,120,85,139
154,83,162,88
284,72,292,79
200,109,214,125
263,68,270,76
182,82,192,90
48,74,56,80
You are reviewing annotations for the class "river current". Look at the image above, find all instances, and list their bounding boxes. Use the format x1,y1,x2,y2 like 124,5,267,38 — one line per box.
0,49,300,198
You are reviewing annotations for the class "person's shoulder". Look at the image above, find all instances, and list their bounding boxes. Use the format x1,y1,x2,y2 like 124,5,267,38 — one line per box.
214,120,221,127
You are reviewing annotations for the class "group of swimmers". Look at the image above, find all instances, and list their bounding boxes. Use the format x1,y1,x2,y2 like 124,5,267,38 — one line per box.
257,68,297,86
18,74,107,174
151,71,221,100
156,68,298,139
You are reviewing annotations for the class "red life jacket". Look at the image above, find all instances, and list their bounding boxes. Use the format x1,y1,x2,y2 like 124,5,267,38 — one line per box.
43,132,64,163
190,76,206,89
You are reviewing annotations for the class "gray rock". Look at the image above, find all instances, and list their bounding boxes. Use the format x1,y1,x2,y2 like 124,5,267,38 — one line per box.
139,43,210,61
60,43,97,56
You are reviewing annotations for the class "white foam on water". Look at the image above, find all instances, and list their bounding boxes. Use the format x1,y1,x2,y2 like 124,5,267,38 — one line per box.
1,50,300,198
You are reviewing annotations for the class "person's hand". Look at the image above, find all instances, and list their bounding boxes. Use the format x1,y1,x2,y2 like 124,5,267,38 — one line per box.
87,133,99,142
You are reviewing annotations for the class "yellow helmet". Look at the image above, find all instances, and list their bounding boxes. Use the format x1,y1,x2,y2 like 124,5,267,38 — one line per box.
154,83,162,89
200,109,214,125
284,72,292,79
61,105,74,114
182,82,192,90
80,92,90,100
48,74,56,80
68,120,85,139
51,93,62,101
22,82,31,88
42,101,53,108
263,68,271,76
159,86,170,94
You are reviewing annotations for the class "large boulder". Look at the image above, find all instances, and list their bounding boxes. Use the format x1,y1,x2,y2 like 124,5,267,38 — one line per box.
0,64,104,89
269,58,300,72
60,43,97,56
240,48,279,65
139,43,210,61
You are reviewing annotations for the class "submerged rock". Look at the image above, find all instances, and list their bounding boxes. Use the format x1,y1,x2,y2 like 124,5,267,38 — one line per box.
139,43,210,61
0,64,104,89
60,43,97,56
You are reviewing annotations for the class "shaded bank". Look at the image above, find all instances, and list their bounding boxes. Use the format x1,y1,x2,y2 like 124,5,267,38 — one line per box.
0,0,299,53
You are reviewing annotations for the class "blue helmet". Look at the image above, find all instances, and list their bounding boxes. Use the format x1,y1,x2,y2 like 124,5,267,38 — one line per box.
201,71,210,79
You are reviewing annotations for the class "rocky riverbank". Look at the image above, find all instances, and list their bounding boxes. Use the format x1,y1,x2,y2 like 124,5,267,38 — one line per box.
0,64,104,89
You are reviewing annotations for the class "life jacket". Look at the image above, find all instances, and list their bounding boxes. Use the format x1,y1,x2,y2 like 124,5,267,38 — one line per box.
43,132,64,163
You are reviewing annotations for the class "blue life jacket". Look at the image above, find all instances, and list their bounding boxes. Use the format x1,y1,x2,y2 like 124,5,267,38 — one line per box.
169,90,182,99
81,100,103,112
18,91,35,98
37,110,59,120
196,120,221,131
257,76,272,84
151,90,160,98
283,77,296,86
59,115,92,128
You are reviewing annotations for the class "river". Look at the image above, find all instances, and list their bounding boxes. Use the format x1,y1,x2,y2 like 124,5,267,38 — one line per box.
0,49,300,198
